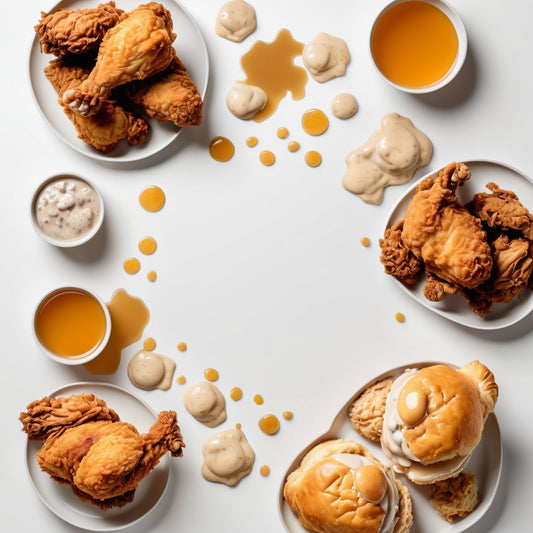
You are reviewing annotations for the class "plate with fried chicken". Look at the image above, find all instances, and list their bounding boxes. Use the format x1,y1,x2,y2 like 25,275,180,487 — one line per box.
29,1,208,161
21,382,185,530
379,160,533,329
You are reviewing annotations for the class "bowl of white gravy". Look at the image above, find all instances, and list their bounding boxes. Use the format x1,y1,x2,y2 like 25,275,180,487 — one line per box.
31,173,104,247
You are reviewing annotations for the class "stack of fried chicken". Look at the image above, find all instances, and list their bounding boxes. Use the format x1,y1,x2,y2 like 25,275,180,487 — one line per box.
34,2,203,153
379,162,533,316
20,392,185,509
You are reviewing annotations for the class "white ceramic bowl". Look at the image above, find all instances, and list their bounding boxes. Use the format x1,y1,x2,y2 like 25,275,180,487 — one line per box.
30,173,105,247
370,0,468,94
33,286,111,365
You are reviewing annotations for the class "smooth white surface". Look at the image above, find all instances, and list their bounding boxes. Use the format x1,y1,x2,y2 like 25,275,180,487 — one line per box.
384,160,533,329
26,383,170,530
2,1,532,532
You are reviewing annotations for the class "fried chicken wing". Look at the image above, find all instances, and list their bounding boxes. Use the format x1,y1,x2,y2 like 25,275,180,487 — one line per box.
402,162,493,288
45,58,149,153
35,2,124,57
126,55,203,126
62,3,176,117
20,394,184,509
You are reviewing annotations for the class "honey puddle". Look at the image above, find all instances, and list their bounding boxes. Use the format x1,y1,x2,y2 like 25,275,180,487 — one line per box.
84,289,150,374
241,29,307,122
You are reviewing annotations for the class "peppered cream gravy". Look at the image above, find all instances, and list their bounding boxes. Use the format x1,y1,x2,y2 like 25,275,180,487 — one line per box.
183,381,227,427
302,32,350,83
215,0,256,43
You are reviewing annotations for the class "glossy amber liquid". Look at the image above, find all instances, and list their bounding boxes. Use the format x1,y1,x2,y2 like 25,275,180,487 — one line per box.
371,1,458,88
35,288,106,357
209,136,235,162
139,185,166,212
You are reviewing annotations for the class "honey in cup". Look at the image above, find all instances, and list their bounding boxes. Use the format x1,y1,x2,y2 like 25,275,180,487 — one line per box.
371,0,466,92
34,287,111,364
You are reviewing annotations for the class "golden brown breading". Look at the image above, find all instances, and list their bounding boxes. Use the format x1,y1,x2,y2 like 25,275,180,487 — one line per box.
126,55,203,127
35,2,124,57
45,58,149,153
62,3,176,117
428,472,478,523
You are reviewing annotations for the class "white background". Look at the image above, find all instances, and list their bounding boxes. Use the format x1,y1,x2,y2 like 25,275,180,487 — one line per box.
1,0,531,532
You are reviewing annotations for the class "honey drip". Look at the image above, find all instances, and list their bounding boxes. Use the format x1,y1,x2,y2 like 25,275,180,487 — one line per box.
246,136,259,147
259,150,276,166
277,127,289,139
139,185,165,212
147,270,157,282
230,387,243,401
360,237,371,247
177,342,188,352
287,141,300,152
241,29,307,122
209,136,235,162
282,411,293,420
305,151,322,167
302,109,329,136
139,236,157,255
177,375,187,385
260,465,270,476
258,414,280,435
143,337,156,351
84,289,150,374
253,394,264,405
123,257,141,275
204,368,219,381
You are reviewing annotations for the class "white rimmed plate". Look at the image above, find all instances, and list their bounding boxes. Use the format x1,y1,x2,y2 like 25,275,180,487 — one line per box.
25,382,171,531
278,361,502,533
383,159,533,329
28,0,209,162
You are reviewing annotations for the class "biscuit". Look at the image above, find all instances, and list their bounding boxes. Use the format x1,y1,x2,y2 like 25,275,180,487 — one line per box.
428,472,478,523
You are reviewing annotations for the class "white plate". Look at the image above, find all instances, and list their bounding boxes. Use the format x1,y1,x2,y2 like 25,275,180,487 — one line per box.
279,362,502,533
383,159,533,329
25,382,171,531
28,0,209,162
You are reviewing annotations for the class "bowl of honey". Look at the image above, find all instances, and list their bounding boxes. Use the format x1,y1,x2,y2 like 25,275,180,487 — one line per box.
33,287,111,365
370,0,467,93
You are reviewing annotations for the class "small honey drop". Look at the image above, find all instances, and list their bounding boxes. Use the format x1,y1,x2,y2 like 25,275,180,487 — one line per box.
288,140,300,152
253,394,264,405
143,337,156,351
259,150,276,166
395,312,406,323
277,127,289,139
204,367,219,382
209,136,235,162
235,422,242,430
123,257,141,275
177,342,187,352
177,375,187,385
139,236,157,255
302,109,329,136
361,237,371,247
246,136,259,147
230,387,243,401
139,185,165,212
147,270,157,282
282,411,293,420
260,465,271,476
305,150,322,167
259,414,280,435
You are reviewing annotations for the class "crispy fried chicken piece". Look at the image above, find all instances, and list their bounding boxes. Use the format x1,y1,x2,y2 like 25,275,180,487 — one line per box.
45,58,149,153
20,394,184,509
125,54,203,127
35,2,124,57
402,162,493,289
379,220,423,286
466,182,533,239
62,3,176,117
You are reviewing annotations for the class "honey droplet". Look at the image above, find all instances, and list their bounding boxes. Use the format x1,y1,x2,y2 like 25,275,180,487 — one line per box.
177,375,187,385
230,387,243,401
143,337,156,351
253,394,264,405
282,411,293,420
277,127,289,139
395,312,406,323
123,257,141,275
139,236,157,255
305,150,322,167
259,414,280,435
177,342,187,352
147,270,157,282
241,29,307,122
235,422,242,430
355,465,387,503
287,140,300,152
204,367,219,381
139,185,165,212
302,109,329,136
260,465,271,476
209,136,235,162
259,150,276,166
246,136,259,147
361,237,371,247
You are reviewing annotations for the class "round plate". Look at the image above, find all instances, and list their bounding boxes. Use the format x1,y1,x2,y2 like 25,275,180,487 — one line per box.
279,361,502,533
383,159,533,329
28,0,209,162
25,382,171,531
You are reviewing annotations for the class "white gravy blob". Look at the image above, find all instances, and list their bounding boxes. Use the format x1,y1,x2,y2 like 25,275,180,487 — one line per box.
331,93,358,119
215,0,256,43
201,428,255,486
302,32,350,83
342,113,432,204
226,83,267,119
127,350,176,391
34,177,101,242
183,381,227,427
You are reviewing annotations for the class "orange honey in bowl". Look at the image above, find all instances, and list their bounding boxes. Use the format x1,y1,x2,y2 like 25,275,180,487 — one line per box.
35,288,108,358
371,0,459,89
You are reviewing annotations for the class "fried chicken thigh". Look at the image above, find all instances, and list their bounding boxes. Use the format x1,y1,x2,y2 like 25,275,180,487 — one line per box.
401,162,493,288
62,3,176,117
45,58,149,153
20,393,184,509
35,2,124,57
126,55,203,126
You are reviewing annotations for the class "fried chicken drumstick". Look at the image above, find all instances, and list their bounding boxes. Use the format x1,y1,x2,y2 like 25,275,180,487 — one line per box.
20,393,184,509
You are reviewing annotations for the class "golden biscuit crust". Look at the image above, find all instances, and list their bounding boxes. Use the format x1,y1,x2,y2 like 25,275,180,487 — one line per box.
428,472,478,523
